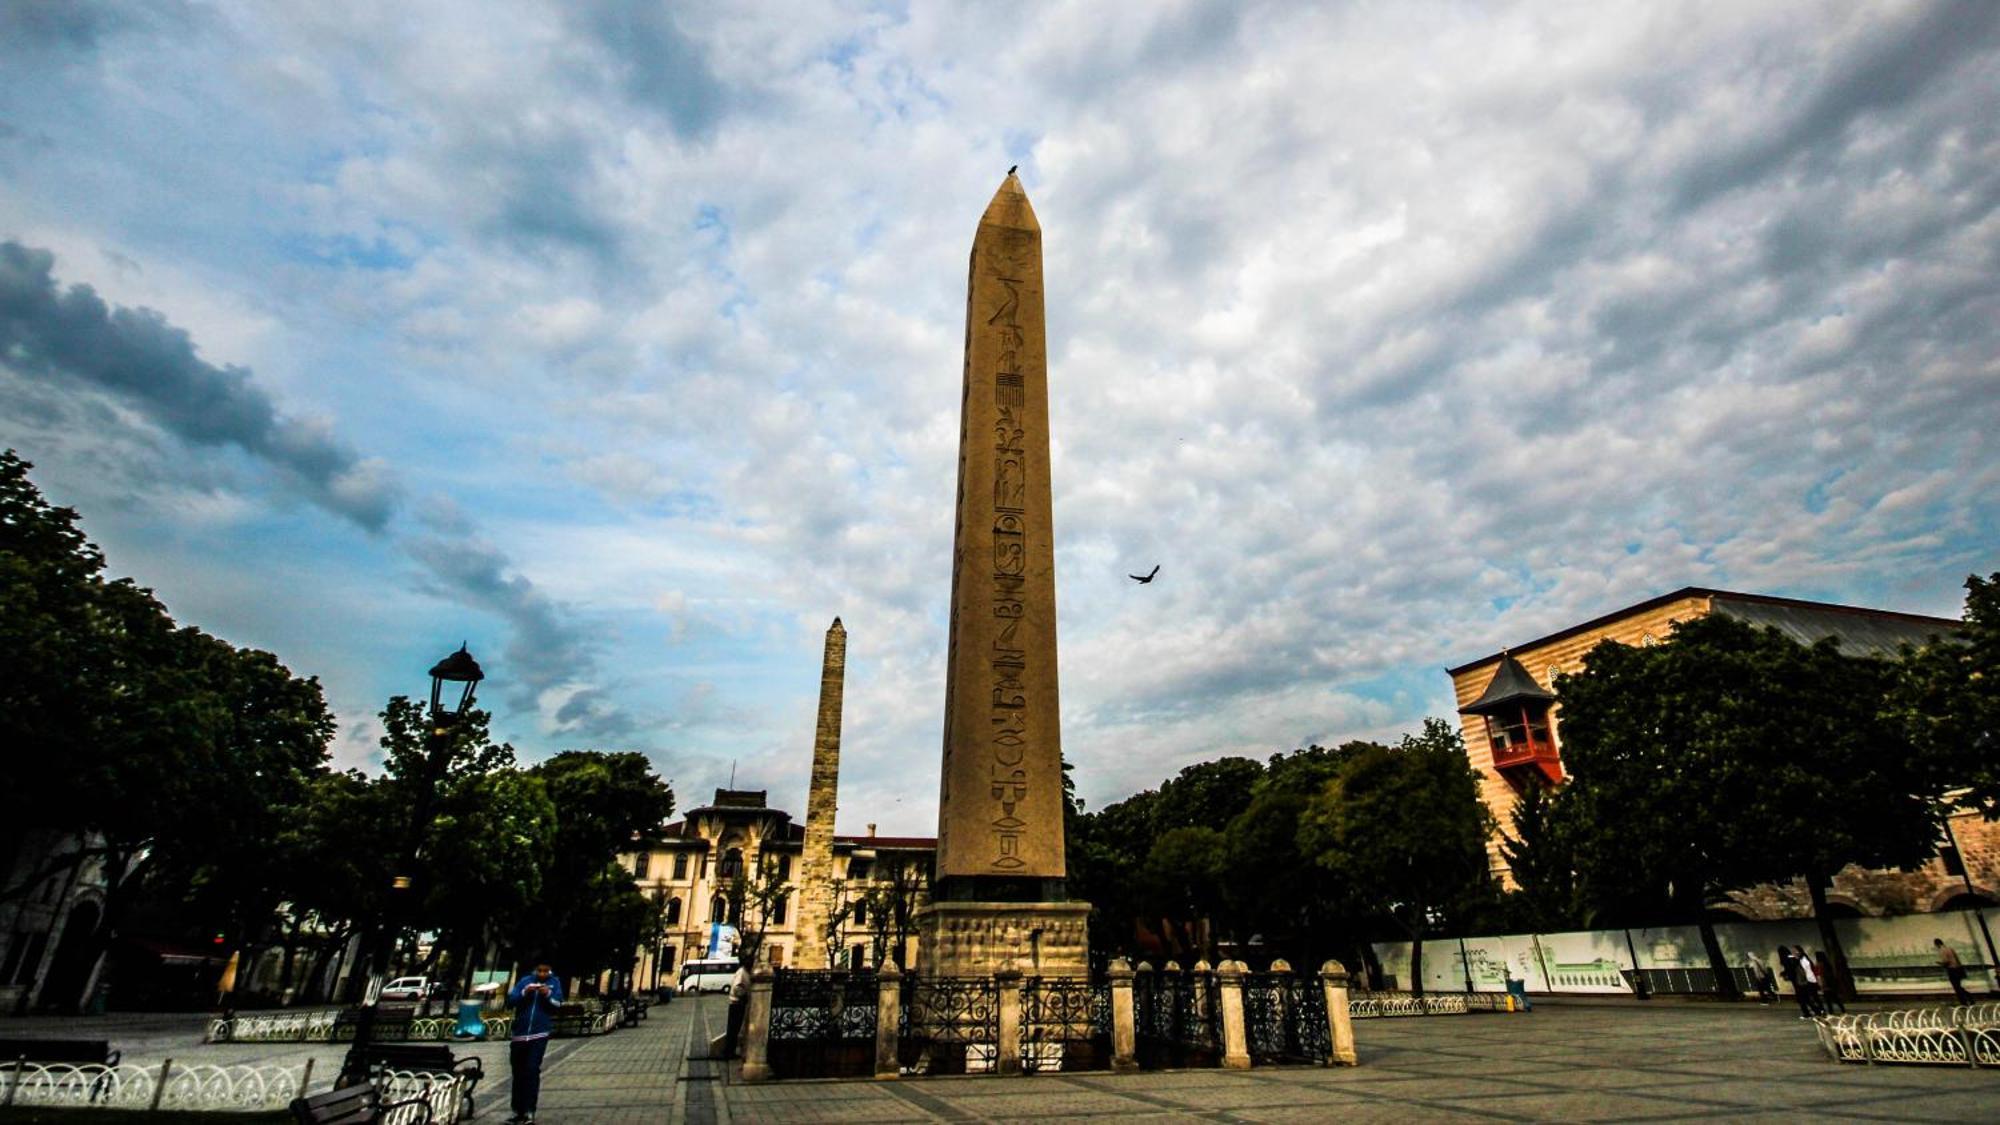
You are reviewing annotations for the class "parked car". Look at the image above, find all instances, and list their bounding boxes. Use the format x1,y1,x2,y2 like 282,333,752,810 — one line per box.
677,959,739,995
379,976,439,1002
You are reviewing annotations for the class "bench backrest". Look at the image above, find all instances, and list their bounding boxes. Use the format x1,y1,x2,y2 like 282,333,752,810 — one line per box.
0,1039,113,1063
365,1044,457,1070
290,1083,378,1124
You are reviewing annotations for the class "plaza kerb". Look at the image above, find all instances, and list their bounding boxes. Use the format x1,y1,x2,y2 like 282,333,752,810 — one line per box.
738,957,1367,1081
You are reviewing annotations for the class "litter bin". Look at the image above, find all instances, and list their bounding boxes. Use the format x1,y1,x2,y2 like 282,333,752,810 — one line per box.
452,998,488,1040
1505,976,1530,1011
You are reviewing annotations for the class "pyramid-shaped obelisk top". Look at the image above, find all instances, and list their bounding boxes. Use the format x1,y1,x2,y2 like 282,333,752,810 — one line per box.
979,172,1040,232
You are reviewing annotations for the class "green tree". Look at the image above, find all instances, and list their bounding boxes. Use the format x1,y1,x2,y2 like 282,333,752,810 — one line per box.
1556,614,1940,999
1301,720,1493,996
1892,573,1999,819
514,752,675,981
1492,777,1586,933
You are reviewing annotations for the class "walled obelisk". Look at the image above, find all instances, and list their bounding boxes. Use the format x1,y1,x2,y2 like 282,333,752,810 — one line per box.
919,172,1090,978
791,617,846,969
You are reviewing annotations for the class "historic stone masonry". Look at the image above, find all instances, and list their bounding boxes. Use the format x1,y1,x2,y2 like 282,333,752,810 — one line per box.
923,172,1089,977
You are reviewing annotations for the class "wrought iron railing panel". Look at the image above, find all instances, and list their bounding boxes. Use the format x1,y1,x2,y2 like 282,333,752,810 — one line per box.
767,969,879,1079
1133,969,1220,1068
1022,977,1111,1072
898,977,1000,1075
1243,973,1330,1064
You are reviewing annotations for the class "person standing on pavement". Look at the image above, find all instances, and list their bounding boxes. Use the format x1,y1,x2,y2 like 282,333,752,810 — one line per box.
722,959,752,1058
1936,938,1974,1004
506,961,563,1124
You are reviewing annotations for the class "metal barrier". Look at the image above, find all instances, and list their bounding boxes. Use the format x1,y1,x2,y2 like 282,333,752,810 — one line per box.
899,977,1001,1075
767,969,878,1079
1348,991,1472,1018
1134,965,1221,1069
1021,977,1112,1072
1813,1002,2000,1067
207,1009,517,1043
0,1059,312,1112
1244,972,1329,1064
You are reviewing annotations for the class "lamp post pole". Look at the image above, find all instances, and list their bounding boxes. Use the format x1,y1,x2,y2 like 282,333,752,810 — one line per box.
342,645,484,1084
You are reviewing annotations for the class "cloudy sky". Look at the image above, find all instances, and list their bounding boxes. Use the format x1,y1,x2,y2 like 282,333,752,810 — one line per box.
3,1,1996,832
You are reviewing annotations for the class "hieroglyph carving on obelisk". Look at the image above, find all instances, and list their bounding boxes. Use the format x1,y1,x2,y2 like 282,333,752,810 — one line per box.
790,618,845,968
935,173,1067,896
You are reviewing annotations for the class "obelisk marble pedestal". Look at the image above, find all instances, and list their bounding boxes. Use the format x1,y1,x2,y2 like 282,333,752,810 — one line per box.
917,901,1091,977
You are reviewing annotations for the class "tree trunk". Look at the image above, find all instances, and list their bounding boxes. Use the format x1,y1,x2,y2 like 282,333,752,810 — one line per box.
1408,919,1427,998
1696,919,1739,1000
1806,870,1854,1002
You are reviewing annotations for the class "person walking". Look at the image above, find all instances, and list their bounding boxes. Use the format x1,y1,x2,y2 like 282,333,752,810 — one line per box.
1778,947,1813,1018
506,962,563,1124
1749,955,1778,1004
1936,938,1974,1004
722,958,752,1059
1793,945,1827,1017
1813,951,1846,1014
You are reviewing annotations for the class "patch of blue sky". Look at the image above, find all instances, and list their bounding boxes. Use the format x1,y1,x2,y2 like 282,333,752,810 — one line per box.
273,231,416,272
1803,469,1843,515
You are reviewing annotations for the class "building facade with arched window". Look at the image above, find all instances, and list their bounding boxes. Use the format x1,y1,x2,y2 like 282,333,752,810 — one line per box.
1447,586,1996,921
619,788,935,991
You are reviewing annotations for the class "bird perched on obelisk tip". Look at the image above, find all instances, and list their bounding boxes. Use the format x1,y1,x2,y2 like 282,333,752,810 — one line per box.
923,170,1092,980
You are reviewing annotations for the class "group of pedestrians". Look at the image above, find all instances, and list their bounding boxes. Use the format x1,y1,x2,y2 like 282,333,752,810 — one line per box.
1754,938,1979,1018
1771,946,1844,1018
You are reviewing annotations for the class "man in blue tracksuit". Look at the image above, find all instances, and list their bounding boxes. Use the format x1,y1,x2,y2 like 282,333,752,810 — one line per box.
506,962,562,1123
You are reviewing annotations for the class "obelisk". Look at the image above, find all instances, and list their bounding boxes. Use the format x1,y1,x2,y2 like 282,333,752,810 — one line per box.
791,617,846,969
920,172,1090,978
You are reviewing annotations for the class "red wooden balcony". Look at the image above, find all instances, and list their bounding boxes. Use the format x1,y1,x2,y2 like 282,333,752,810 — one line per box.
1490,736,1563,786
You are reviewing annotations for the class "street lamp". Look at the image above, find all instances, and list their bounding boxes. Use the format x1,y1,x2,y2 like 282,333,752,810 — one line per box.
342,644,484,1084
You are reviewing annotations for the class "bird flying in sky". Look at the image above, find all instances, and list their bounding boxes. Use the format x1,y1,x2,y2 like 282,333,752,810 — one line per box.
1130,565,1160,584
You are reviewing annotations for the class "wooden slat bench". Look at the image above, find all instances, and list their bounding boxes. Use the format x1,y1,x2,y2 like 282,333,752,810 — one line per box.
290,1082,433,1124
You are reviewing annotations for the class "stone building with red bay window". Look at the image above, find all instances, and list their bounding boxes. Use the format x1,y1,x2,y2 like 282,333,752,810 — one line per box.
1447,586,1996,921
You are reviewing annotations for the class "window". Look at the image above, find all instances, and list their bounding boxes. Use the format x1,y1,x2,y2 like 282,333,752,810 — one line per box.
772,895,788,924
666,897,682,925
769,945,785,968
778,855,791,879
710,895,726,922
661,946,677,972
634,852,651,879
673,853,689,880
849,858,872,881
1941,845,1966,878
720,848,743,880
853,902,867,925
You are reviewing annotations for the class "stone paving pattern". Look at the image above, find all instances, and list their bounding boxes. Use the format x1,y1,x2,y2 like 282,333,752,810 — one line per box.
6,995,1999,1121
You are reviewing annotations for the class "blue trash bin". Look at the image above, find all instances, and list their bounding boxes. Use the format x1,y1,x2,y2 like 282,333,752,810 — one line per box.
1505,977,1531,1011
452,998,488,1039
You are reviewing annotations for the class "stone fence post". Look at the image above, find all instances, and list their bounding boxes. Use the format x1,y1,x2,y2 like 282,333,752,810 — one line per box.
1108,958,1137,1072
1217,960,1251,1069
1269,958,1294,1054
1320,959,1358,1066
996,968,1023,1075
740,968,775,1082
875,962,902,1079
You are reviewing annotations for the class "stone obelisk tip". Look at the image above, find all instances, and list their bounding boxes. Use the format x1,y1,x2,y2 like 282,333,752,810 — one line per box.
979,172,1039,232
830,616,843,630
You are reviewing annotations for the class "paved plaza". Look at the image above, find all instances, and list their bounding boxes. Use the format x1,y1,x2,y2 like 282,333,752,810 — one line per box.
6,995,1998,1121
